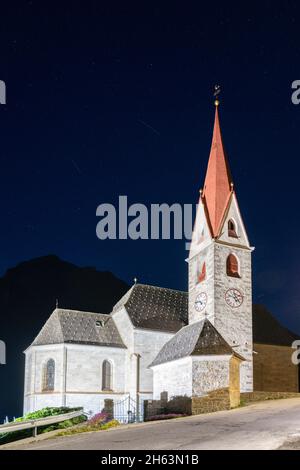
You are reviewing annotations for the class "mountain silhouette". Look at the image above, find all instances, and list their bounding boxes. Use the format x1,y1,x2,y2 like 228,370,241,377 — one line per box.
0,255,129,421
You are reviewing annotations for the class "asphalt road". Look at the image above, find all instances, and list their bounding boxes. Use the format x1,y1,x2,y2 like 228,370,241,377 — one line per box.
8,398,300,450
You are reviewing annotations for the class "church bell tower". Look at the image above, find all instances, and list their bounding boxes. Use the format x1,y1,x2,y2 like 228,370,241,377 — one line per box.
188,96,254,392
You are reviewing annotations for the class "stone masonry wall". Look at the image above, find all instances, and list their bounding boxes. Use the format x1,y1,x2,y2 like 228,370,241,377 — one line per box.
229,356,241,408
188,243,215,325
191,388,231,414
241,391,300,404
253,343,299,392
214,243,253,392
144,388,235,419
192,357,230,396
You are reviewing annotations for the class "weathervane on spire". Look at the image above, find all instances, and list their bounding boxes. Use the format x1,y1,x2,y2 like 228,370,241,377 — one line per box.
214,85,221,106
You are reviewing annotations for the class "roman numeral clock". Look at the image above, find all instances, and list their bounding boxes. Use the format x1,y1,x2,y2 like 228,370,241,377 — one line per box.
194,292,207,312
225,288,244,308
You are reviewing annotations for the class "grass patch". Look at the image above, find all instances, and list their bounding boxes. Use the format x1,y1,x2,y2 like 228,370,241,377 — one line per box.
56,419,120,436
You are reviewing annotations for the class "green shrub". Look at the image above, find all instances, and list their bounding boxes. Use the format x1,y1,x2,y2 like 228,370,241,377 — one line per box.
0,407,86,445
15,406,82,422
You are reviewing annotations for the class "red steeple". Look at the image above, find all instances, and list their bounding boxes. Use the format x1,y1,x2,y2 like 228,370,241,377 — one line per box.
201,102,233,237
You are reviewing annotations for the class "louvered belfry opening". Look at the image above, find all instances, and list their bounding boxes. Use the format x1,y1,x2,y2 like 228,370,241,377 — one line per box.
226,254,240,278
198,262,206,283
228,219,238,238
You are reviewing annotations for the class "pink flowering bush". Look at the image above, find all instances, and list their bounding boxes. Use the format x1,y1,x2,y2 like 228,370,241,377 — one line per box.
87,411,110,426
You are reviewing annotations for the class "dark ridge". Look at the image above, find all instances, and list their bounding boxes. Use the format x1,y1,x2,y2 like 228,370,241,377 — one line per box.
253,304,299,346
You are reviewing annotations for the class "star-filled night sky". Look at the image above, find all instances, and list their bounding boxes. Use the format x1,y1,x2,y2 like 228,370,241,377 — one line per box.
0,2,300,332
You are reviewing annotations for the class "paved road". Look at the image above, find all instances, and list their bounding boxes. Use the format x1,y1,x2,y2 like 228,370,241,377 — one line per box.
10,398,300,450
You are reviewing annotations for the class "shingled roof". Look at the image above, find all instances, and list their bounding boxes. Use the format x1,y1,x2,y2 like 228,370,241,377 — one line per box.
113,284,188,332
31,308,126,348
31,287,299,349
113,285,299,345
150,318,239,367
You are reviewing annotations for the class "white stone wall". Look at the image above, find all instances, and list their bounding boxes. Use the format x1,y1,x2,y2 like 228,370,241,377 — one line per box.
188,243,215,324
23,343,128,416
33,393,63,411
188,193,254,393
134,329,174,395
112,307,134,352
152,356,232,399
113,307,174,398
152,357,192,399
213,243,253,392
24,307,175,416
189,199,212,259
64,393,128,417
65,344,127,393
23,344,65,414
192,356,230,396
218,194,250,247
112,307,134,394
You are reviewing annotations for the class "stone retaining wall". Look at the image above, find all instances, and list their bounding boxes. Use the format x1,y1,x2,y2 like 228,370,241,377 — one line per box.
241,391,300,405
144,388,235,419
191,388,231,414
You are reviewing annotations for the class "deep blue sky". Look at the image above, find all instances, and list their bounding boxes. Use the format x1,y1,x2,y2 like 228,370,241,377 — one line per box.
0,2,300,332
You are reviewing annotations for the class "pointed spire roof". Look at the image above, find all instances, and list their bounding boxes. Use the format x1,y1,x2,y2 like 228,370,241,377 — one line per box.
202,103,233,237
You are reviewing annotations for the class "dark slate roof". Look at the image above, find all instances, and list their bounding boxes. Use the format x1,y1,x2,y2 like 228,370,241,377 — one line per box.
253,304,300,346
113,284,188,332
31,288,300,349
150,319,237,367
31,309,126,348
113,286,299,345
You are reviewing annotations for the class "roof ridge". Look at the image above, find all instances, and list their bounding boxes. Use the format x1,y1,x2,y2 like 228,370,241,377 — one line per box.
149,319,236,367
55,307,107,316
31,309,64,346
55,309,65,342
135,283,188,295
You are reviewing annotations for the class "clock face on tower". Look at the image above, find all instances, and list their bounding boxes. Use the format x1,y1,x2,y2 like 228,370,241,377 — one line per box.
194,292,207,312
225,288,244,308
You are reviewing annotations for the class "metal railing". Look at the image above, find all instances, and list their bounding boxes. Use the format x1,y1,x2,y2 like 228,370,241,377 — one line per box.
0,409,85,441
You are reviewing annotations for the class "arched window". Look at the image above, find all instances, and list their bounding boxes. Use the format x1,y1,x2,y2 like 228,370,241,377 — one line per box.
43,359,55,392
228,219,238,238
102,360,112,391
226,254,240,278
197,262,206,283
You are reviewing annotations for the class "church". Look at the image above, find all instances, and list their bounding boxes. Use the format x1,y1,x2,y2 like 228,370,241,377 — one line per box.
23,100,299,418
